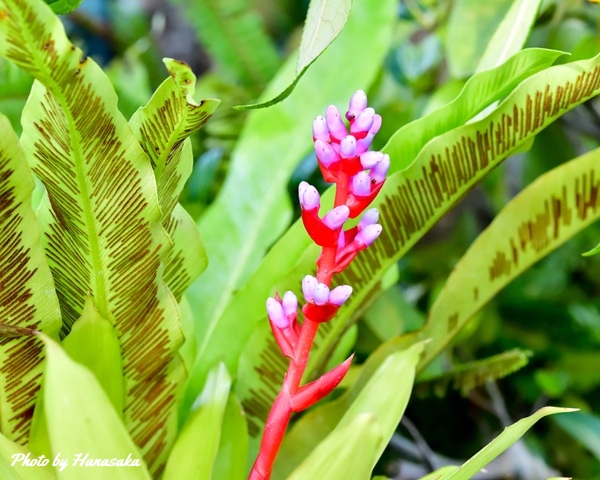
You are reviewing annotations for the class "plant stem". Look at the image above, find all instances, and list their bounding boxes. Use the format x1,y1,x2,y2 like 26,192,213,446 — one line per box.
249,318,320,479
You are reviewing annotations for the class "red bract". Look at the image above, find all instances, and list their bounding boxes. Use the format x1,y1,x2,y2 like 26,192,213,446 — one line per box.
250,90,389,480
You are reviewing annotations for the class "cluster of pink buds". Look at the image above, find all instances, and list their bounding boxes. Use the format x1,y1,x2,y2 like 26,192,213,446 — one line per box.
251,90,389,480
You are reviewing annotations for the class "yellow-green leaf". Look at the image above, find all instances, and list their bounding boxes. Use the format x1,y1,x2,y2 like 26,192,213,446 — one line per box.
0,114,61,444
129,60,218,299
35,335,151,480
0,0,184,471
421,146,600,370
61,296,123,414
164,363,231,480
0,431,55,480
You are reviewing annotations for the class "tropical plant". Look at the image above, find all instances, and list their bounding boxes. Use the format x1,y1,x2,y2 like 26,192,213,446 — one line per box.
0,0,599,478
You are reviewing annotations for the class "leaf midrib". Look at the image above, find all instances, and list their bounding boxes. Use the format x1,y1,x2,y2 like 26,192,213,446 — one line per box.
16,5,109,319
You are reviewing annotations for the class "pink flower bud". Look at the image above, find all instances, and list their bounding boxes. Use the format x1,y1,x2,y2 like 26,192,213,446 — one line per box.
314,139,338,167
369,154,390,183
329,285,352,306
355,224,382,247
326,105,348,141
322,205,349,230
340,135,357,159
267,297,288,328
346,90,367,121
282,291,298,318
351,171,371,196
312,116,329,142
302,275,318,302
313,283,330,306
351,108,375,136
359,208,379,230
299,182,320,210
356,114,382,154
359,151,383,169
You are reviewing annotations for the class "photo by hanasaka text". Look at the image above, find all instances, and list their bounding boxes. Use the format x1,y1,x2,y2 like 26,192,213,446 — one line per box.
250,90,390,479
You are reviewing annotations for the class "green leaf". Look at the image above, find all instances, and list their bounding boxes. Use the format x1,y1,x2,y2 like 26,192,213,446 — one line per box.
61,296,123,414
0,0,184,471
168,0,280,87
582,239,600,256
36,334,151,480
552,410,600,461
0,114,61,444
384,48,565,175
444,407,577,479
129,59,219,299
0,431,55,480
446,0,513,78
0,58,32,134
224,51,600,444
421,146,600,370
287,414,381,480
236,0,352,110
184,0,397,414
476,0,543,73
273,343,423,477
43,0,81,15
416,349,532,397
211,394,248,480
164,364,231,480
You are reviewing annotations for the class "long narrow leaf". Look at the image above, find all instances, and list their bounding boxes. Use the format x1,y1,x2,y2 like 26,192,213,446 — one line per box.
421,146,600,369
0,114,61,444
36,335,151,480
444,407,577,480
237,0,352,109
0,0,184,471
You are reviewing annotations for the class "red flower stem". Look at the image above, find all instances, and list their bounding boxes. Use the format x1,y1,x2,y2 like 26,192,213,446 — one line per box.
249,318,320,480
249,178,349,480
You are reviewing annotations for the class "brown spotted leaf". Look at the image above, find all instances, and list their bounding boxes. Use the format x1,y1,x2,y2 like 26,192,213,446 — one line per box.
421,147,600,369
0,114,61,444
0,0,183,472
192,51,600,451
129,59,219,299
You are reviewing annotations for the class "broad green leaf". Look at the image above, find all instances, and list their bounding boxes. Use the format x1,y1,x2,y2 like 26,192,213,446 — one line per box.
444,407,577,479
43,0,80,15
416,349,531,397
273,343,423,477
0,431,55,480
37,334,151,480
0,114,61,444
61,296,123,414
164,363,230,480
211,394,248,480
476,0,542,73
237,0,352,110
184,0,397,414
287,414,381,480
168,0,280,87
384,48,565,175
178,295,197,372
552,411,600,461
129,59,219,299
0,0,184,471
224,51,600,444
446,0,513,78
0,58,32,134
421,146,600,370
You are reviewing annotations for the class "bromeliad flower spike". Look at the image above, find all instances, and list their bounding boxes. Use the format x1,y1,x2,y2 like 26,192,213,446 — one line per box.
249,90,389,480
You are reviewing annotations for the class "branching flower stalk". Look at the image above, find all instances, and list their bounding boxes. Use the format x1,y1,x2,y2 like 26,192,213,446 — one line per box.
249,91,389,480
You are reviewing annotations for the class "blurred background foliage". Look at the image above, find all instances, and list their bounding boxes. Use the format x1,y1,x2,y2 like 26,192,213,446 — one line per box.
5,0,600,477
